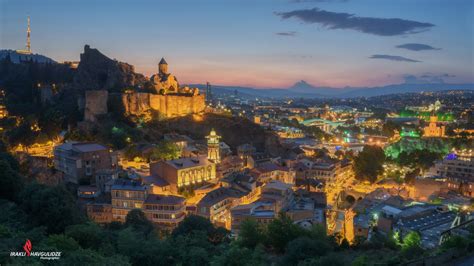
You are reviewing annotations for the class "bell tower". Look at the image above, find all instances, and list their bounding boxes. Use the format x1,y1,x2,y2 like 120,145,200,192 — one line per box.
206,129,221,163
158,57,168,75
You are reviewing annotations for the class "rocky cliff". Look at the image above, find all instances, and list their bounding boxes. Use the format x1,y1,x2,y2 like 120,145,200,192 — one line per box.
73,45,148,92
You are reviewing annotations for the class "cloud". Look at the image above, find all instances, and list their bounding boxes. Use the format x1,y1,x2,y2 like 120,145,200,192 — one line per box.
369,54,421,63
275,31,298,36
396,43,441,51
403,73,455,84
275,8,434,36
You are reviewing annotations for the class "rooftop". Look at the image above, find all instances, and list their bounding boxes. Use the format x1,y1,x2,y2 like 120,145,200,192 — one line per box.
164,156,213,169
198,187,245,207
142,175,170,187
111,179,147,191
56,141,108,153
144,194,185,205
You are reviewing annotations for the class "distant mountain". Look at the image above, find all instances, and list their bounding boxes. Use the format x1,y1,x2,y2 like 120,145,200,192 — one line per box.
288,80,351,96
189,83,328,99
0,49,56,64
191,80,474,99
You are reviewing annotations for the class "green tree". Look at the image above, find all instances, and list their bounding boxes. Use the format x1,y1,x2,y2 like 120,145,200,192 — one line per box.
300,253,346,266
211,243,268,266
382,121,401,137
125,209,154,236
401,231,424,259
46,234,81,251
20,184,83,234
60,249,131,266
353,145,385,183
0,160,24,202
148,140,181,162
440,235,469,252
172,215,229,245
238,218,264,249
404,168,420,185
351,255,369,266
282,236,331,265
65,222,105,250
265,213,305,253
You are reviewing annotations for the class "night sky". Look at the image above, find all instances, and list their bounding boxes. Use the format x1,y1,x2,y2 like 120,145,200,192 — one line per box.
1,0,473,88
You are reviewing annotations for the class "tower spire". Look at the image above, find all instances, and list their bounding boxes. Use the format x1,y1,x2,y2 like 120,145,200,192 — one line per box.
26,16,31,53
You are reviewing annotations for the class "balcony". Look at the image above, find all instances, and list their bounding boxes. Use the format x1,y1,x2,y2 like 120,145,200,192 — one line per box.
147,214,185,224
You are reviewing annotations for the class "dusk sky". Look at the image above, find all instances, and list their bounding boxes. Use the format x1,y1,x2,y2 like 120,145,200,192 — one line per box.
1,0,473,88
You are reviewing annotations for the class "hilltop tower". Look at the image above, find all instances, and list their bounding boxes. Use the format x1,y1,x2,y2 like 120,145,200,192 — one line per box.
26,16,31,53
16,16,32,55
159,57,168,75
206,129,221,163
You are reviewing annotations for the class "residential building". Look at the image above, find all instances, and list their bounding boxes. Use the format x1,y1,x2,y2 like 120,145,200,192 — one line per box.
77,185,100,199
429,150,473,180
196,186,246,228
143,194,186,230
295,158,349,182
53,142,116,183
250,164,296,185
95,169,119,193
111,179,148,222
230,200,276,234
86,203,113,224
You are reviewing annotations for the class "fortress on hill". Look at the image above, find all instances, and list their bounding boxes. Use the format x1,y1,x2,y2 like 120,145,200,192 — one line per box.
121,58,205,118
84,56,206,122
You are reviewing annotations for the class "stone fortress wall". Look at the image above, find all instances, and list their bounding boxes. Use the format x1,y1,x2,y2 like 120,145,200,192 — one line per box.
121,92,205,118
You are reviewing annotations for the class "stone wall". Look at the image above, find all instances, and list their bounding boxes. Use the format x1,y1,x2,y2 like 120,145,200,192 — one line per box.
84,90,108,122
122,92,205,118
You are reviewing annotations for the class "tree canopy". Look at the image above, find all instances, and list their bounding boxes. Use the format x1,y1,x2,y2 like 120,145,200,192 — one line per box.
353,145,385,183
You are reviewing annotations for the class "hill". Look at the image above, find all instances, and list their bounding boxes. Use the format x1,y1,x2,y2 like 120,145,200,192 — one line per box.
191,80,474,99
0,49,56,64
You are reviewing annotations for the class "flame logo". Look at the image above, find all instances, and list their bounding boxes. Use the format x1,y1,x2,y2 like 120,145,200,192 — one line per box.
23,239,32,256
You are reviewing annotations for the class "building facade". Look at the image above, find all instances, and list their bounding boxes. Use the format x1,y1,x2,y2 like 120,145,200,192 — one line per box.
150,156,216,192
143,194,186,229
53,142,116,183
111,179,148,222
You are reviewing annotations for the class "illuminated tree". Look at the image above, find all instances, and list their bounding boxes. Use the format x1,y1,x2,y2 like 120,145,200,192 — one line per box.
148,140,181,162
353,145,385,183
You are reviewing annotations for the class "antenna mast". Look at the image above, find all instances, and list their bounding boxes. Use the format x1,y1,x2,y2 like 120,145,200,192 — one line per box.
26,16,31,53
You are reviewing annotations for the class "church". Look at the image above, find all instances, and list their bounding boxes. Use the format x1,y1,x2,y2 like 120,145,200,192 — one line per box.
150,58,200,96
121,58,205,118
